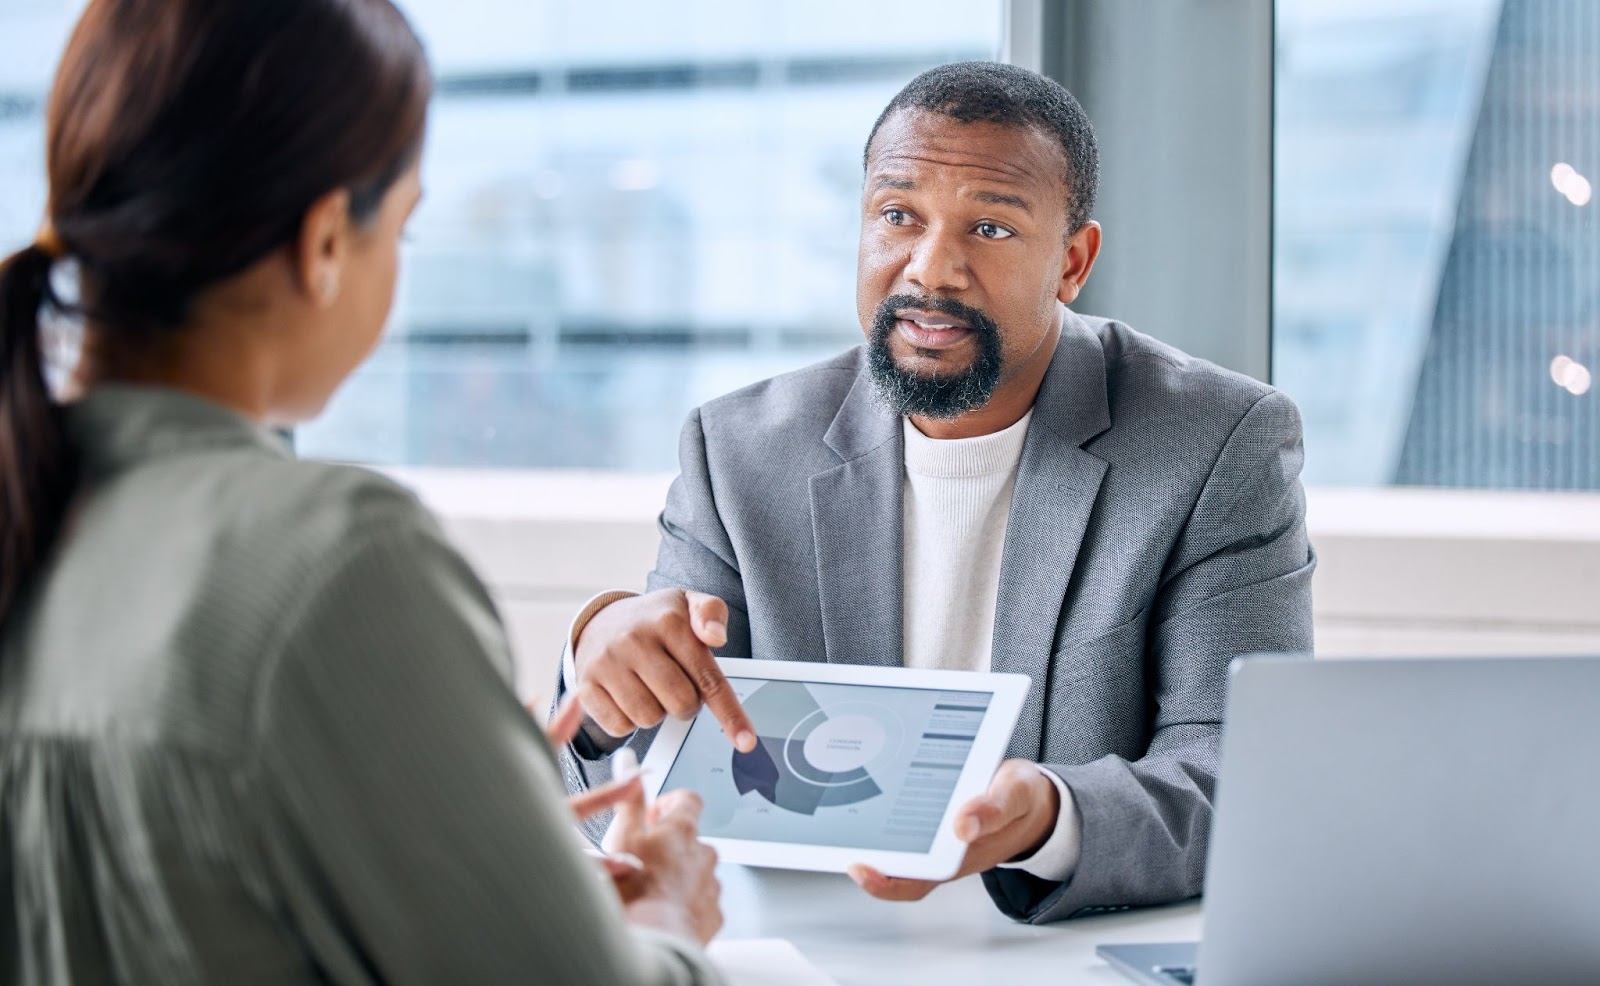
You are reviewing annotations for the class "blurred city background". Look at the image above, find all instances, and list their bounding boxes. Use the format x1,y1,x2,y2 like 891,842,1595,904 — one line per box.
1276,0,1598,489
1,0,1593,487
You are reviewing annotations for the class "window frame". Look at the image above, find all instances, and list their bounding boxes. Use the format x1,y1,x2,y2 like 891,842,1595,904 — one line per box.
382,1,1598,681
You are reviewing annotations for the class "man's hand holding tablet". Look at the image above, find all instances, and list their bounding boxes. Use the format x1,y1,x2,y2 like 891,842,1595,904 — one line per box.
847,758,1061,901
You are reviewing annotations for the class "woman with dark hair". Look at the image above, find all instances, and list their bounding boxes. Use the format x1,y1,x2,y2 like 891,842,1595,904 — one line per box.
0,2,722,983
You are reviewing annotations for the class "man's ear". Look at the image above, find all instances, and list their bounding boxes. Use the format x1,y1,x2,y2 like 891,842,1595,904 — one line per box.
1057,220,1102,306
294,189,353,309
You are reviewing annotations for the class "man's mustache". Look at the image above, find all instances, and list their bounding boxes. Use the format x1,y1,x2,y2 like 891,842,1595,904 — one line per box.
873,294,999,337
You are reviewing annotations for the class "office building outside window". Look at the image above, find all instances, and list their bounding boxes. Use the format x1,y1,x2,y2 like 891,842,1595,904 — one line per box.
0,1,1003,470
9,1,1593,489
1275,0,1599,490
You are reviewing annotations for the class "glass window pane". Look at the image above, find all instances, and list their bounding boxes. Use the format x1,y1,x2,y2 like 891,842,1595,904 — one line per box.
314,0,1005,470
0,1,1004,471
0,4,75,248
1275,0,1599,490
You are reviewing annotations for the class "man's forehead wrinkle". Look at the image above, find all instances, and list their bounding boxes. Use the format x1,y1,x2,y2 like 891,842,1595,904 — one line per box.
870,151,1041,186
870,110,1065,173
869,169,1035,213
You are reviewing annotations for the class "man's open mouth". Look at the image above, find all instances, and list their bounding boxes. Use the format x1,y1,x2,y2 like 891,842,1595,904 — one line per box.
895,308,974,349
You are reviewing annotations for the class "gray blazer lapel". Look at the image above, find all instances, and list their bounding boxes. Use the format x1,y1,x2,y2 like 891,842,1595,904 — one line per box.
992,312,1112,760
810,368,904,668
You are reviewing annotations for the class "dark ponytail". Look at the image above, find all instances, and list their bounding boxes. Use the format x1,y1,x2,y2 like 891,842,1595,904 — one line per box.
0,0,430,628
0,245,74,624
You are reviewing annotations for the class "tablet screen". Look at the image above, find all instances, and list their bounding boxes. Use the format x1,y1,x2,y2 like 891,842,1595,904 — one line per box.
657,677,993,853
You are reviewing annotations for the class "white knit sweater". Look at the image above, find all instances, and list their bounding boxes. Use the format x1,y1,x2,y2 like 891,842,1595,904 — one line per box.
900,411,1080,883
901,411,1032,673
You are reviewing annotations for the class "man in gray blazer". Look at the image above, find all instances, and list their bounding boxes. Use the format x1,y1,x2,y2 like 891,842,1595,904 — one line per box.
558,61,1314,924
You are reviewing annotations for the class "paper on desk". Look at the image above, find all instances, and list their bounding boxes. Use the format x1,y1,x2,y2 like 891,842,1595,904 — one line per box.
707,938,837,986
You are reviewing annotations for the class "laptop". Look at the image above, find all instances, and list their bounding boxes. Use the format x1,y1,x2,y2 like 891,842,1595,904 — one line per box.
1098,655,1600,986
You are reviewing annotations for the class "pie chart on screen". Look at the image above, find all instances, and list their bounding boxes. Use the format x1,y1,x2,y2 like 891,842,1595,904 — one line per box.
730,681,906,815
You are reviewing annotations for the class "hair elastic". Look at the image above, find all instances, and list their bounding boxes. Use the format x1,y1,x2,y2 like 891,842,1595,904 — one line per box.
34,221,66,260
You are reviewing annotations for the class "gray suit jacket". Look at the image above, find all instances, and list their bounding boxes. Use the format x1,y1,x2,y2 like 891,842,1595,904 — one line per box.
562,312,1314,924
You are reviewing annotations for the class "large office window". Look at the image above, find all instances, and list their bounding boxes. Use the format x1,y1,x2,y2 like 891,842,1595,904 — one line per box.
0,1,1004,471
1275,0,1599,490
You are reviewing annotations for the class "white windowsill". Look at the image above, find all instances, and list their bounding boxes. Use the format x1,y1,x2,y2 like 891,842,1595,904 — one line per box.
377,467,1600,674
379,467,675,523
1305,486,1600,542
383,465,1600,549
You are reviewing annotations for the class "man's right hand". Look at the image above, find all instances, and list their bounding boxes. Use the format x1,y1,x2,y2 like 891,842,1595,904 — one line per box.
573,588,757,753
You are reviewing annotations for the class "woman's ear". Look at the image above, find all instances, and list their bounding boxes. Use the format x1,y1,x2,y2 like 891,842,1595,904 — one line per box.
294,189,353,309
1057,219,1102,306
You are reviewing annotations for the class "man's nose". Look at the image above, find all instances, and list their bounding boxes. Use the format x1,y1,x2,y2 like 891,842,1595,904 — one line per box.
902,225,970,295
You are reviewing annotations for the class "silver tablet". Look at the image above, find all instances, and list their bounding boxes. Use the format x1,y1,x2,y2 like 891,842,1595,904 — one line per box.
622,658,1030,880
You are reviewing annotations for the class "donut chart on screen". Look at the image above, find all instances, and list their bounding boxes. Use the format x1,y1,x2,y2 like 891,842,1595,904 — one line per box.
730,681,905,815
656,672,1000,854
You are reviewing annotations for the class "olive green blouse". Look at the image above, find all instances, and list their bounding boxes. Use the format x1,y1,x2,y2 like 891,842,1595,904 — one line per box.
0,386,719,986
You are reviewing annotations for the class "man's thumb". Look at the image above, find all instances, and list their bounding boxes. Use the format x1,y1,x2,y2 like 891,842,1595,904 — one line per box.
685,591,729,648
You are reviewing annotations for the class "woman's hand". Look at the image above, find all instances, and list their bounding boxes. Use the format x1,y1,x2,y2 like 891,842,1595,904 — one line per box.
543,696,648,825
546,698,723,946
608,783,724,946
545,696,724,941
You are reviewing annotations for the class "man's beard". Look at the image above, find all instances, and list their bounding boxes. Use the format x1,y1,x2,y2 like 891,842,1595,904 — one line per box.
867,293,1004,419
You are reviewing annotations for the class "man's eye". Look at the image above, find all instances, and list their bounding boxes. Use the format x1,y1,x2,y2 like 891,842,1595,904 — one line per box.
884,209,911,226
976,222,1013,240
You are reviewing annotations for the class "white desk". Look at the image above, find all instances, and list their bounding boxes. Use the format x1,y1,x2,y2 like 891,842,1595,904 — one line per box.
715,866,1202,985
